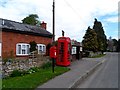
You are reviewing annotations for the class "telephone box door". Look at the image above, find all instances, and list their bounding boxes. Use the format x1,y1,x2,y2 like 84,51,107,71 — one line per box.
56,37,71,66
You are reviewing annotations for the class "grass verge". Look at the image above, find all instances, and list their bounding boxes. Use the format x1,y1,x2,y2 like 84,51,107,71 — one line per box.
2,66,70,89
89,54,106,58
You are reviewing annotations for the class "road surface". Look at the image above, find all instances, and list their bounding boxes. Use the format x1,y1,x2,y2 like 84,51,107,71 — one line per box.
77,52,118,88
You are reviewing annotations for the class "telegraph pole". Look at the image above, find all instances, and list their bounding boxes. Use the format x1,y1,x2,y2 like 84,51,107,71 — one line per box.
53,0,55,41
52,0,55,73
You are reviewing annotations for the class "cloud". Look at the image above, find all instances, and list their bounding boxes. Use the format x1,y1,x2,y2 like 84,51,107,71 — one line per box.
0,0,119,42
105,17,118,23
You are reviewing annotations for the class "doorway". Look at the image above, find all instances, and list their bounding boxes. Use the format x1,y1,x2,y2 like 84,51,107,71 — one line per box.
76,46,80,60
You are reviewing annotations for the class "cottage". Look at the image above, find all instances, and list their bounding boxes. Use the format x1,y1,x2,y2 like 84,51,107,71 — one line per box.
0,18,53,59
71,39,82,61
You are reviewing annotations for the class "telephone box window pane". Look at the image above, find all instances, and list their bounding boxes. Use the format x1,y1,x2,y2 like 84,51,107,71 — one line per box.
59,43,64,62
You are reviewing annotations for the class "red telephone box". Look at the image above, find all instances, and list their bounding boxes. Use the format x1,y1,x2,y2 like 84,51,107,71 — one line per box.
56,37,71,66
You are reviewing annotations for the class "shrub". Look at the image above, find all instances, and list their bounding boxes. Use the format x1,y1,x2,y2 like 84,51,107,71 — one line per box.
27,67,40,74
9,62,52,78
10,70,23,77
10,70,28,77
10,67,41,77
41,61,52,69
29,41,37,52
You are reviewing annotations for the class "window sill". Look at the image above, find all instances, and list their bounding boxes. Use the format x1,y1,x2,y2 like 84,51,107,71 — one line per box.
16,54,29,56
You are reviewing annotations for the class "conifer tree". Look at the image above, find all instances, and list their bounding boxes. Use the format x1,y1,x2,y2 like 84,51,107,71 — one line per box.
93,18,107,52
82,26,98,52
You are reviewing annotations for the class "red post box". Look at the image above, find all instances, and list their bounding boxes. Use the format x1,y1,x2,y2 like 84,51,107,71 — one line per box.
56,37,71,66
50,46,57,58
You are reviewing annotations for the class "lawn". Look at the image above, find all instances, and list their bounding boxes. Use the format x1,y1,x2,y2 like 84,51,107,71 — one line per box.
0,78,1,90
2,66,70,89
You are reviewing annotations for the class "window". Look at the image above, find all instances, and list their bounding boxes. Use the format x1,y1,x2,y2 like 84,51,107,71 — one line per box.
16,43,30,56
72,47,76,54
37,44,46,54
0,43,1,56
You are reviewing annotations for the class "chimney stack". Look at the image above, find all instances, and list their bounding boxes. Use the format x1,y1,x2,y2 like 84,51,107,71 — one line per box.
40,21,47,30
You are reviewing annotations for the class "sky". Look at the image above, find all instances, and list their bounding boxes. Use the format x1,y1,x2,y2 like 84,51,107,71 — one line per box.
0,0,119,42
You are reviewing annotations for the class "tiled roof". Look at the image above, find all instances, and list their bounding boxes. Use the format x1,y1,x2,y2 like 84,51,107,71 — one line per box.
0,18,53,38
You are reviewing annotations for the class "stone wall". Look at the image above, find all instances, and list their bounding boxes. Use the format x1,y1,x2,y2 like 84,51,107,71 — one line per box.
2,56,50,78
89,51,102,57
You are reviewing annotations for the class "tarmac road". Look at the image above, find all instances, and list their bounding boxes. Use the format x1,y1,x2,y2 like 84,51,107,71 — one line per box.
77,52,118,88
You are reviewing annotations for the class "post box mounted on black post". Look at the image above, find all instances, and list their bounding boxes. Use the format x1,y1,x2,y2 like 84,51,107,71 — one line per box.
50,46,57,73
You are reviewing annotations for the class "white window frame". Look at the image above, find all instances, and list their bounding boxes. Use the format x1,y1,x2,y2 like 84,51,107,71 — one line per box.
16,43,30,56
80,47,83,51
0,43,1,56
37,44,46,54
72,46,76,54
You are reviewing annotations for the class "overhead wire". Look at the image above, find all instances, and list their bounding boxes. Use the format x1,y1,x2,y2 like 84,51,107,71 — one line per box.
63,0,87,25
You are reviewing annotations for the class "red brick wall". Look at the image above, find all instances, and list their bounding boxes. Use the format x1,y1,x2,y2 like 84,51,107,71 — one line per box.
0,31,2,42
0,31,2,58
2,31,52,58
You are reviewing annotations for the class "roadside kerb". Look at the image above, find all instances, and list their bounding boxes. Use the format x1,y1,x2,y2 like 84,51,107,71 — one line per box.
69,59,106,88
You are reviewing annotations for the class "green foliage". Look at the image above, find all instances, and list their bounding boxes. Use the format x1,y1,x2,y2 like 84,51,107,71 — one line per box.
46,42,58,56
10,70,25,77
9,62,52,78
22,14,40,26
93,18,107,52
41,61,52,69
82,18,107,52
10,67,41,77
89,54,106,58
82,26,98,52
2,67,70,88
112,39,118,46
10,67,42,78
27,67,40,74
118,39,120,52
29,41,37,52
112,39,119,52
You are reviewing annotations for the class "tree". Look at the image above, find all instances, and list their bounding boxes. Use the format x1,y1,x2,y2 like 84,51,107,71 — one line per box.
82,26,98,52
112,39,118,52
118,39,120,52
107,36,114,52
93,18,107,52
22,14,40,26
